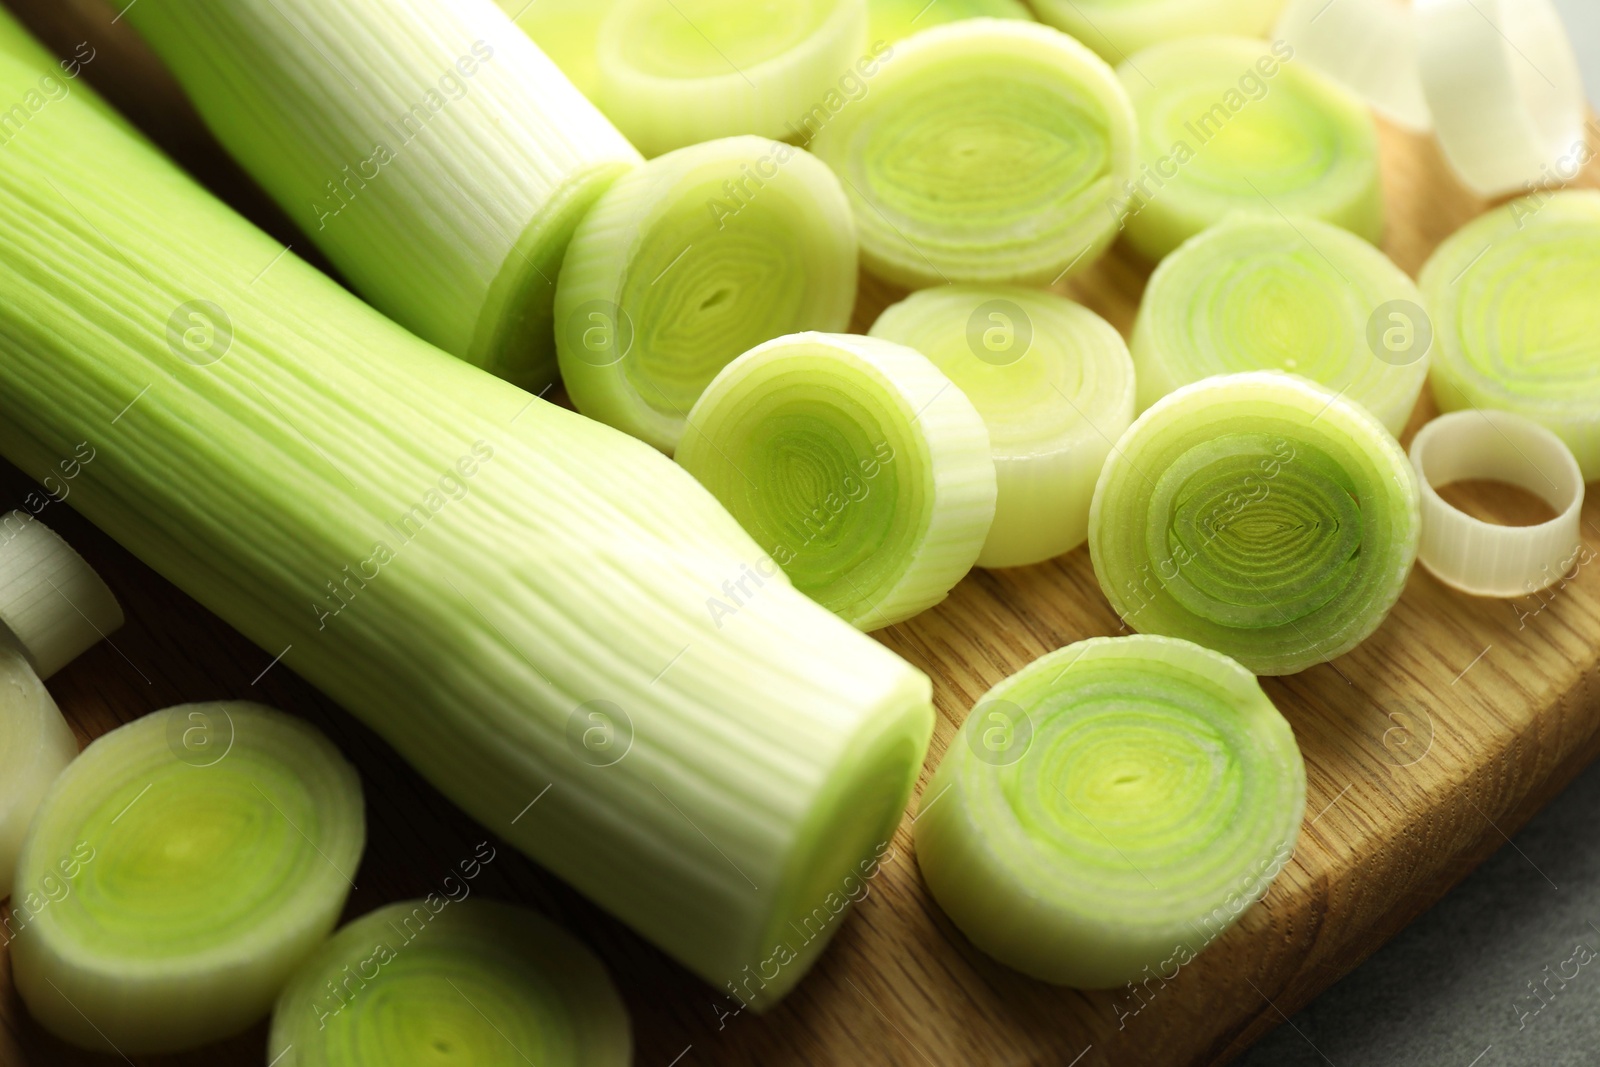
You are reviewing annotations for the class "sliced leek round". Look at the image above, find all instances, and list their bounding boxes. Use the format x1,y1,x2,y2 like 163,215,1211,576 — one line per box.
678,332,996,629
1133,214,1431,436
870,286,1136,568
270,899,630,1066
1275,0,1432,132
556,136,858,454
1420,190,1600,480
867,0,1033,45
0,645,76,894
1116,36,1383,262
916,634,1305,987
0,513,122,680
594,0,869,158
12,703,365,1055
1032,0,1285,63
1088,372,1420,676
809,19,1137,289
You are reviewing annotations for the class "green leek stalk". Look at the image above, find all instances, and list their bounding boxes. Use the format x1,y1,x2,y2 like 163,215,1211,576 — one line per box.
867,0,1033,45
123,0,643,391
0,646,77,894
916,635,1304,987
271,900,630,1066
0,12,931,1009
1420,190,1600,480
1089,373,1420,676
12,704,365,1054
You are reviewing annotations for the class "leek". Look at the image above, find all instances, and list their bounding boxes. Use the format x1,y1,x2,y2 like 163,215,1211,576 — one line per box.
0,646,77,894
1420,190,1600,480
678,332,997,630
869,286,1136,568
1089,372,1420,676
1116,36,1383,263
1274,0,1432,132
498,0,615,100
1132,214,1431,437
1032,0,1286,63
594,0,870,158
916,635,1304,987
556,136,858,454
808,19,1137,289
867,0,1033,45
0,510,123,680
11,703,365,1054
123,0,643,390
0,11,932,1008
270,899,630,1066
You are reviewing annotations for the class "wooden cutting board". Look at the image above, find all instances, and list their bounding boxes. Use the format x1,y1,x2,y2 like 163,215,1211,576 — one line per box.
2,4,1598,1064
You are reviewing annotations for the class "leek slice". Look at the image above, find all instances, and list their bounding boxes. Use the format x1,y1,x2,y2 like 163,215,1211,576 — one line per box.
556,136,858,454
0,646,77,894
916,634,1305,988
808,19,1137,289
678,332,997,629
1032,0,1285,63
12,703,365,1055
594,0,869,158
270,900,629,1066
0,10,932,1007
1088,372,1420,676
867,0,1033,45
1274,0,1432,132
1116,36,1383,263
1132,214,1431,437
124,0,643,391
1420,190,1600,480
869,287,1136,568
0,513,123,679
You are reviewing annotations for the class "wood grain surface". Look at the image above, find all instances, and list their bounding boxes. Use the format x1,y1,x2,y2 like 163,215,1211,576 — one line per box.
2,3,1599,1064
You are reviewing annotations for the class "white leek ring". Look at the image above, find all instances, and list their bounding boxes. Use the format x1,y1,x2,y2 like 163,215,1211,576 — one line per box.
1274,0,1431,132
0,645,76,893
1417,0,1587,197
1410,410,1585,598
0,512,122,679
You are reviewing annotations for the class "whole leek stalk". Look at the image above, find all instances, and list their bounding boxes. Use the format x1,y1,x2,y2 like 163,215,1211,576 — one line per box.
0,12,931,1007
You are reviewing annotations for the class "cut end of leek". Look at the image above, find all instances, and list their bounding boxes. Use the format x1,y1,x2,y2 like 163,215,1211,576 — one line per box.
1421,189,1600,480
1089,372,1420,676
869,286,1136,568
0,645,77,893
678,332,996,630
1133,214,1431,437
867,0,1033,45
1033,0,1285,63
915,634,1306,988
0,512,122,679
12,703,365,1055
556,136,858,454
595,0,869,157
1275,0,1432,132
1117,35,1384,262
809,19,1137,289
270,899,631,1066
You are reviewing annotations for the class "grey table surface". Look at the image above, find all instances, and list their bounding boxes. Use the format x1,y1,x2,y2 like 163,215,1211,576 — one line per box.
1237,8,1599,1065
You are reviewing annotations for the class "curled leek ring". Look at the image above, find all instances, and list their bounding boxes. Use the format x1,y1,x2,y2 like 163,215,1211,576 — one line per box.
1032,0,1284,63
678,332,996,630
270,899,631,1066
1088,372,1421,676
1133,214,1431,437
556,136,858,454
867,0,1033,46
0,645,76,891
915,634,1306,988
0,511,123,680
1420,190,1600,480
869,286,1136,568
1116,36,1383,263
12,703,365,1055
809,19,1137,289
1411,411,1586,599
595,0,869,158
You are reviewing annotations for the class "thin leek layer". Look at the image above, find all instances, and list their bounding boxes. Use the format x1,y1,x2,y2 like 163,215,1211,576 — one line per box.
809,19,1137,289
12,703,364,1055
869,286,1135,568
0,10,932,1008
270,900,630,1066
125,0,643,390
1420,190,1600,480
1116,36,1383,262
1133,215,1429,436
1274,0,1431,131
868,0,1033,45
1088,373,1420,675
0,646,77,893
0,513,123,679
678,332,997,629
916,635,1305,987
595,0,869,157
556,136,858,454
1033,0,1285,63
